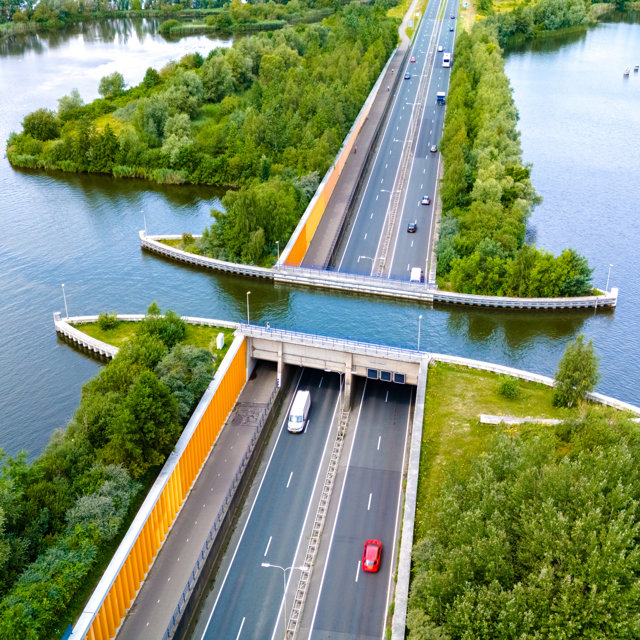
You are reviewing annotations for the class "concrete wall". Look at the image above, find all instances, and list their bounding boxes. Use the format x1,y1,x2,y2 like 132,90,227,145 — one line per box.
70,336,248,640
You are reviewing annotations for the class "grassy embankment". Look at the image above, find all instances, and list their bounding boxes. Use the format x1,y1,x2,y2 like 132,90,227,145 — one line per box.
74,320,236,362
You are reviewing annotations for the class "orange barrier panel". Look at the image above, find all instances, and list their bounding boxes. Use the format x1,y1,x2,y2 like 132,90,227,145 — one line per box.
78,338,247,640
284,91,371,266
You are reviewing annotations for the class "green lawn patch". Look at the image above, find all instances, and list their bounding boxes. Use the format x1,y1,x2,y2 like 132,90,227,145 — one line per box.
73,320,236,362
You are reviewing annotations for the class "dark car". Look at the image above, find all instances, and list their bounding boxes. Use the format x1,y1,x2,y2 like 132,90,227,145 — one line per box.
362,539,382,573
430,144,438,153
449,25,454,31
450,13,455,18
407,221,417,233
404,72,411,79
421,195,431,205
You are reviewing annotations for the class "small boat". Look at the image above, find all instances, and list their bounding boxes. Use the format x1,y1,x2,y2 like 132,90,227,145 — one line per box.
623,67,630,77
635,65,639,73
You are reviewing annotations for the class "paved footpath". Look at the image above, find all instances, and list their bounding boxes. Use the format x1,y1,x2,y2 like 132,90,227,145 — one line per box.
303,2,420,267
117,361,277,640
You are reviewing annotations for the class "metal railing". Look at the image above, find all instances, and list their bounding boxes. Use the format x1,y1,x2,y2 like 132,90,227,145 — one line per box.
239,323,424,363
161,384,279,640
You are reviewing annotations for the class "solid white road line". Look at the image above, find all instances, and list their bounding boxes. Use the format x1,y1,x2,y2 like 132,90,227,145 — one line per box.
286,472,293,489
264,536,272,557
377,435,381,451
355,562,361,582
367,493,372,511
235,618,245,640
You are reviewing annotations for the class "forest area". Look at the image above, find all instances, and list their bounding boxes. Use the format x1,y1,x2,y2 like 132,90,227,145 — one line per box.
0,308,219,639
6,1,399,265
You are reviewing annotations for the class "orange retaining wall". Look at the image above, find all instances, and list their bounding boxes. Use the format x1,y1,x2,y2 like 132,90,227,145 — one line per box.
75,337,247,640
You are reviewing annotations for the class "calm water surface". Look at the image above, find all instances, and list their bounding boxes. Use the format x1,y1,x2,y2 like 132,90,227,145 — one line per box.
1,19,638,458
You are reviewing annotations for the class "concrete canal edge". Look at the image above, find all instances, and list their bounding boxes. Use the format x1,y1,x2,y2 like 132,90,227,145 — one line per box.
139,233,620,310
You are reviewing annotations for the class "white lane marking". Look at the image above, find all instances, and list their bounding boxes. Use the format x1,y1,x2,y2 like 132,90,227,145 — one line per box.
370,212,374,219
430,129,432,135
423,168,426,174
376,194,379,200
407,263,410,271
420,184,423,189
286,472,293,488
367,493,372,511
364,233,368,240
385,390,389,403
264,536,272,556
381,178,384,183
411,240,414,247
319,376,323,388
310,380,368,634
385,163,388,168
377,435,381,451
271,381,342,640
355,562,361,582
200,372,305,639
235,618,245,640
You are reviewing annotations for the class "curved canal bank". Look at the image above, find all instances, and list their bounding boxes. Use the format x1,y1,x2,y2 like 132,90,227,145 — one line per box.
1,16,640,458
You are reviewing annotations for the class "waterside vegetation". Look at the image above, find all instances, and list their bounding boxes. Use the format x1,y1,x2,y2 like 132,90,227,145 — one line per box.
436,24,594,297
0,305,221,639
409,361,640,639
6,1,399,266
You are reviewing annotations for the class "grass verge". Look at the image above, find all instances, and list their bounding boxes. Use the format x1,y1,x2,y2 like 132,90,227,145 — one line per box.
414,362,606,540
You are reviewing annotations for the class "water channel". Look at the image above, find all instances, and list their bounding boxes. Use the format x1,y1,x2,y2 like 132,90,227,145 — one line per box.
0,16,638,458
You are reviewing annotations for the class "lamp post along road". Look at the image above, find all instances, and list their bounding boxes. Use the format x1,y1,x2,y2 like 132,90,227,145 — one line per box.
260,563,306,640
417,314,423,352
246,291,251,324
61,284,69,319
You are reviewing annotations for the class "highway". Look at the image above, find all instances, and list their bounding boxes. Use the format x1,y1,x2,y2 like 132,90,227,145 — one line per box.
194,368,340,640
335,0,458,281
308,379,413,640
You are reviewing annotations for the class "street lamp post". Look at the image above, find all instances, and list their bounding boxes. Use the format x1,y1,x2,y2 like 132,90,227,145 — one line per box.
61,283,69,319
417,314,423,352
606,263,613,292
246,291,251,324
261,563,306,640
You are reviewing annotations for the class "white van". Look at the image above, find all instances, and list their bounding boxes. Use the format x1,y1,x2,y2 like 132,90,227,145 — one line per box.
410,267,424,283
288,390,311,433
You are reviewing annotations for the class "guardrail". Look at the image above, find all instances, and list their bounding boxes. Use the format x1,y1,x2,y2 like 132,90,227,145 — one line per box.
140,233,619,310
54,313,240,360
239,323,424,363
162,384,279,640
140,231,275,279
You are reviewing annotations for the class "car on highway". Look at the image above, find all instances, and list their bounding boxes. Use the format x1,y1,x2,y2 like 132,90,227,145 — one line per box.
410,56,416,63
404,72,411,79
362,539,382,573
430,144,438,153
438,45,444,52
421,195,431,205
450,13,455,18
407,221,417,233
449,25,454,31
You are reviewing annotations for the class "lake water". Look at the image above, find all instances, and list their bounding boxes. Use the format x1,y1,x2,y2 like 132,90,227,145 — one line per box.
1,17,639,458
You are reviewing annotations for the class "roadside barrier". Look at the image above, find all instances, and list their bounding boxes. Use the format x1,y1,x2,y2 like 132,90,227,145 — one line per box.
70,336,248,640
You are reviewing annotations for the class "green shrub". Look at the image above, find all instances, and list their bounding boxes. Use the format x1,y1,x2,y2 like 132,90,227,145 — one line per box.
159,18,180,35
498,376,520,400
97,312,119,331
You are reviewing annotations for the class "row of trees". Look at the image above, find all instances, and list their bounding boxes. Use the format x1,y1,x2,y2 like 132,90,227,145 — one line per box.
0,306,215,638
485,0,591,47
7,2,399,264
435,26,593,297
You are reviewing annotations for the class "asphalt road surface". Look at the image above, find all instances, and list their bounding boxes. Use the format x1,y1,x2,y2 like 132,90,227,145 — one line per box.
337,0,458,281
309,378,414,640
196,368,340,640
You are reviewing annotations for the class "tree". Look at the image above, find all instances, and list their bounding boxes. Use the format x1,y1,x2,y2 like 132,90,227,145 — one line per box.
98,72,125,99
57,89,84,118
553,334,601,407
22,109,59,141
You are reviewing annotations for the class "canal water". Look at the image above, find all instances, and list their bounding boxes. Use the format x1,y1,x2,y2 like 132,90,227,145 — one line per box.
0,17,638,458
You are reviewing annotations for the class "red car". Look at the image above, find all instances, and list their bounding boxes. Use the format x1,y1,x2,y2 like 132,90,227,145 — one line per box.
362,539,382,573
410,56,416,63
